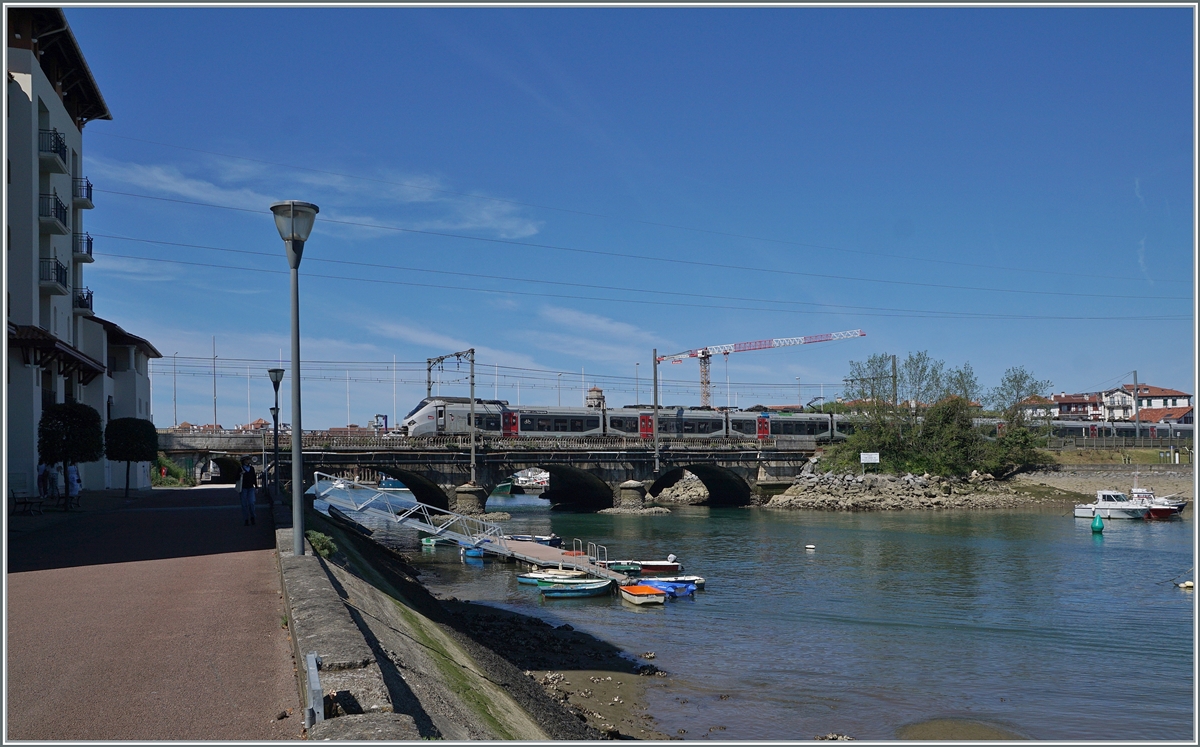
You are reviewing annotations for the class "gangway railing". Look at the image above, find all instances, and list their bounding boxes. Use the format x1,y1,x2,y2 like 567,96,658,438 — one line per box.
310,472,508,551
587,541,608,566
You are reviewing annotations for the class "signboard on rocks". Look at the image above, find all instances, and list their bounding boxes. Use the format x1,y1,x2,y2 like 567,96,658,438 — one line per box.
859,452,880,464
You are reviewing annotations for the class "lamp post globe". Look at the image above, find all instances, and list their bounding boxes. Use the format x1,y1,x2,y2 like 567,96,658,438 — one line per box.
271,201,318,556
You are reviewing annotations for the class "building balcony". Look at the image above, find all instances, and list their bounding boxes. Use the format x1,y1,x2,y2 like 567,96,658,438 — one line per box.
38,258,69,295
38,129,69,174
38,192,69,234
73,232,94,263
73,287,94,316
73,177,94,209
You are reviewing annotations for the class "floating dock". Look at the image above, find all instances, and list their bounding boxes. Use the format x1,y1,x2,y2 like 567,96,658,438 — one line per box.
310,473,632,583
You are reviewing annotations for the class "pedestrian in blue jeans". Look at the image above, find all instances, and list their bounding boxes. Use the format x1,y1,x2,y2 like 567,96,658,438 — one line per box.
238,456,257,526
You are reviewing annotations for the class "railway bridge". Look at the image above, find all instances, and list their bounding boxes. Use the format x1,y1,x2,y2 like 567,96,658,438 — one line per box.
158,432,820,512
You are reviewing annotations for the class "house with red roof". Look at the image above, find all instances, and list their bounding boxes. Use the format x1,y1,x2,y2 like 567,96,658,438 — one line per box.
1103,384,1192,421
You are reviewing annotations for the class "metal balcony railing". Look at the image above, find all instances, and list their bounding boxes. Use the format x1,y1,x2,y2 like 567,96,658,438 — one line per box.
38,129,67,163
74,287,94,313
73,232,93,258
73,177,93,204
39,258,69,287
39,193,68,225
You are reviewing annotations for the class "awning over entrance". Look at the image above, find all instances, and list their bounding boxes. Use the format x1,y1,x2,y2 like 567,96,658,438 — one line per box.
7,322,106,385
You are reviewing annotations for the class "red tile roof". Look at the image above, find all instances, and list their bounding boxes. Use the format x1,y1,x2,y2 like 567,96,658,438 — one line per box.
1120,384,1192,398
1133,407,1193,423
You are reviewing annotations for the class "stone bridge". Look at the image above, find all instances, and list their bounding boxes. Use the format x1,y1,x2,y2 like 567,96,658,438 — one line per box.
158,432,820,512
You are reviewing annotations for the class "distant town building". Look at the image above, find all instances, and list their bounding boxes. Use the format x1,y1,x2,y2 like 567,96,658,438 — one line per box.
7,8,160,495
585,386,606,409
1051,392,1105,421
1134,407,1194,425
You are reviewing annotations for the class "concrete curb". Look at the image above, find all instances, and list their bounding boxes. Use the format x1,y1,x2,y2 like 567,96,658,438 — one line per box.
273,502,412,738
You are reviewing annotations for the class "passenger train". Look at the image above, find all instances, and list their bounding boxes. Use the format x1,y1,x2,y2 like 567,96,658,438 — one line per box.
398,396,1194,443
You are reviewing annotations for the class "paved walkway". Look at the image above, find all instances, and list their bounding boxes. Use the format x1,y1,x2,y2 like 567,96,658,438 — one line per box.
6,485,302,740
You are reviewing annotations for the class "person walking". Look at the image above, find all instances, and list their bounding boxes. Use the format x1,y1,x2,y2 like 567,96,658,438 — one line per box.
237,456,257,526
66,464,81,509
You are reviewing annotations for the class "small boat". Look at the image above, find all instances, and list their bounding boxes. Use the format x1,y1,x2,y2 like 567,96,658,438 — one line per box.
536,576,605,587
378,477,408,491
1131,487,1187,520
492,480,514,496
540,579,612,598
638,579,697,598
1074,491,1149,520
503,533,563,547
420,536,455,547
517,570,588,585
460,546,486,558
619,584,667,605
600,558,682,575
647,575,705,590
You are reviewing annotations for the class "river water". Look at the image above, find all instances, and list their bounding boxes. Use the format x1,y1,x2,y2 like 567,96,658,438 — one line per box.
352,495,1194,740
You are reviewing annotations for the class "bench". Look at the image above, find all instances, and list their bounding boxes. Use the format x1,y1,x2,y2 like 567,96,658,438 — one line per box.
10,488,44,516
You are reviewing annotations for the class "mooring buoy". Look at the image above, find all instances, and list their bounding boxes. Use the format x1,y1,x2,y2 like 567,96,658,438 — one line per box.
1091,512,1104,533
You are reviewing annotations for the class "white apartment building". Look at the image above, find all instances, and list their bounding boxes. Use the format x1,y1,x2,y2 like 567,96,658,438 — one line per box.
1102,384,1193,422
7,7,160,497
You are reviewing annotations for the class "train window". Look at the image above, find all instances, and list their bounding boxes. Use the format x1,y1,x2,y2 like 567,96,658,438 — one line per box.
585,417,599,429
683,421,696,433
486,416,500,431
838,422,855,435
731,420,756,434
770,421,781,435
696,420,715,434
553,419,569,432
657,418,679,434
609,417,634,433
520,416,535,431
537,418,553,432
569,418,584,432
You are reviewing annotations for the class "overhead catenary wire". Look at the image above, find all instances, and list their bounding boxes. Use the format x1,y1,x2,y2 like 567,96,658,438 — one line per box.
89,130,1189,286
92,189,1193,304
94,251,1189,323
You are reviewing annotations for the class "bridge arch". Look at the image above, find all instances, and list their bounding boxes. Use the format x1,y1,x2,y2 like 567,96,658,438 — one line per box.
649,464,753,507
211,456,243,484
505,463,614,512
375,468,451,511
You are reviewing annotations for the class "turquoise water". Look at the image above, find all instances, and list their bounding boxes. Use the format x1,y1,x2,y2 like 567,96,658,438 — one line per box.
355,497,1194,740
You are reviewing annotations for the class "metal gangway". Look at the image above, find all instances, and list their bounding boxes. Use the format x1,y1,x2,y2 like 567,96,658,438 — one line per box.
308,473,632,583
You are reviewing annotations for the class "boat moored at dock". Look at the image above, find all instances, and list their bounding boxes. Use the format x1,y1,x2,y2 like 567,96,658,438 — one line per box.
540,579,612,598
618,584,668,605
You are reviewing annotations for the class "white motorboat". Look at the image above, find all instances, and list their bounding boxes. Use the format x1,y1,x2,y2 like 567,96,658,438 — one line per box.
1074,490,1149,520
1131,487,1187,519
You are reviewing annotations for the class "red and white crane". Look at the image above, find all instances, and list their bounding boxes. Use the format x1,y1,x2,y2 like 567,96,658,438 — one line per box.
656,329,866,408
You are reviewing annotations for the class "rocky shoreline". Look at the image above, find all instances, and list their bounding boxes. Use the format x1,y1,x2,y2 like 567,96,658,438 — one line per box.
767,469,1051,511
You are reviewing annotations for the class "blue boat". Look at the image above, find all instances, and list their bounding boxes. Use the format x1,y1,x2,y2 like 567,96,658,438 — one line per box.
638,579,697,598
459,545,486,558
504,533,563,547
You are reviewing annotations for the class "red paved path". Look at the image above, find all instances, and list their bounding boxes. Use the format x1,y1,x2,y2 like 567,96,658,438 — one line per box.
6,485,302,740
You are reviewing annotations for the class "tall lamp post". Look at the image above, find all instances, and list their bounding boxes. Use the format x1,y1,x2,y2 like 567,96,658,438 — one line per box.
268,367,284,504
270,200,319,556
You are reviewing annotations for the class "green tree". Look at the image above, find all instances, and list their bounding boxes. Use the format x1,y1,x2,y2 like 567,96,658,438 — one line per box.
105,417,159,499
38,403,104,505
987,366,1053,425
944,362,981,405
911,396,983,476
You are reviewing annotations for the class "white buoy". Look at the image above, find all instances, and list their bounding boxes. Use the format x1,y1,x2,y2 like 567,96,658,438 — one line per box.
1181,581,1194,589
805,545,816,550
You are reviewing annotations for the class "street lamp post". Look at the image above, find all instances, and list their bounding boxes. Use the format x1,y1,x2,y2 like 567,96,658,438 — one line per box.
270,200,319,557
268,368,284,505
173,352,178,427
635,362,639,406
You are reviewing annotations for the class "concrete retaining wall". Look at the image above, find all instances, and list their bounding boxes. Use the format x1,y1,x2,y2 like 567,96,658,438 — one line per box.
273,504,418,739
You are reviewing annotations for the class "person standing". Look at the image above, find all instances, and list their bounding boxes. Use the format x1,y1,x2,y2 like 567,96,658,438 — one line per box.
66,464,81,509
237,456,257,526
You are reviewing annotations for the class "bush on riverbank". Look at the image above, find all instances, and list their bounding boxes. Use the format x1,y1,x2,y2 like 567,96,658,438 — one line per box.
823,396,1050,478
151,452,195,487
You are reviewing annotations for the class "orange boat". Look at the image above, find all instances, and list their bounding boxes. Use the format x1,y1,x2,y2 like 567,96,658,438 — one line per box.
619,584,667,605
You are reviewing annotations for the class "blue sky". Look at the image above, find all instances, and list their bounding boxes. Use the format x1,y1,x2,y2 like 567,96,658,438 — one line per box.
64,6,1194,429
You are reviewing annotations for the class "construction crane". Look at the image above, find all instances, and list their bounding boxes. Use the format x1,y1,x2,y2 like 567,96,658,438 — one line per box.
656,329,866,408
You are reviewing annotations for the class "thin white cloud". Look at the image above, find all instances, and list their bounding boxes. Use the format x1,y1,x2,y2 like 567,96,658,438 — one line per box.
1137,237,1153,285
537,305,658,343
88,255,180,283
1134,177,1145,208
87,154,276,207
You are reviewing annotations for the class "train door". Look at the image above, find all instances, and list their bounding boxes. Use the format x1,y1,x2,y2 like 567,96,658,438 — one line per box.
502,411,519,438
1150,426,1158,439
1089,424,1097,439
639,414,654,439
436,406,446,433
757,413,770,440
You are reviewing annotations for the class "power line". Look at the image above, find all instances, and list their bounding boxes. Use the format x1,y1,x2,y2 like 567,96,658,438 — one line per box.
94,250,1191,322
97,232,1174,321
93,189,1193,303
90,130,1188,285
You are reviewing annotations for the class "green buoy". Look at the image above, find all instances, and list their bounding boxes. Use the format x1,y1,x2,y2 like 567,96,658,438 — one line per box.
1091,512,1104,533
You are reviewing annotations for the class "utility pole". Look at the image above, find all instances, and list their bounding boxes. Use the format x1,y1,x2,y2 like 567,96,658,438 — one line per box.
635,362,639,406
796,377,801,410
891,354,898,409
346,371,350,426
212,336,218,430
1133,370,1140,442
246,366,251,426
653,348,660,475
469,349,476,484
392,354,396,430
558,372,562,406
725,352,730,409
172,352,178,427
